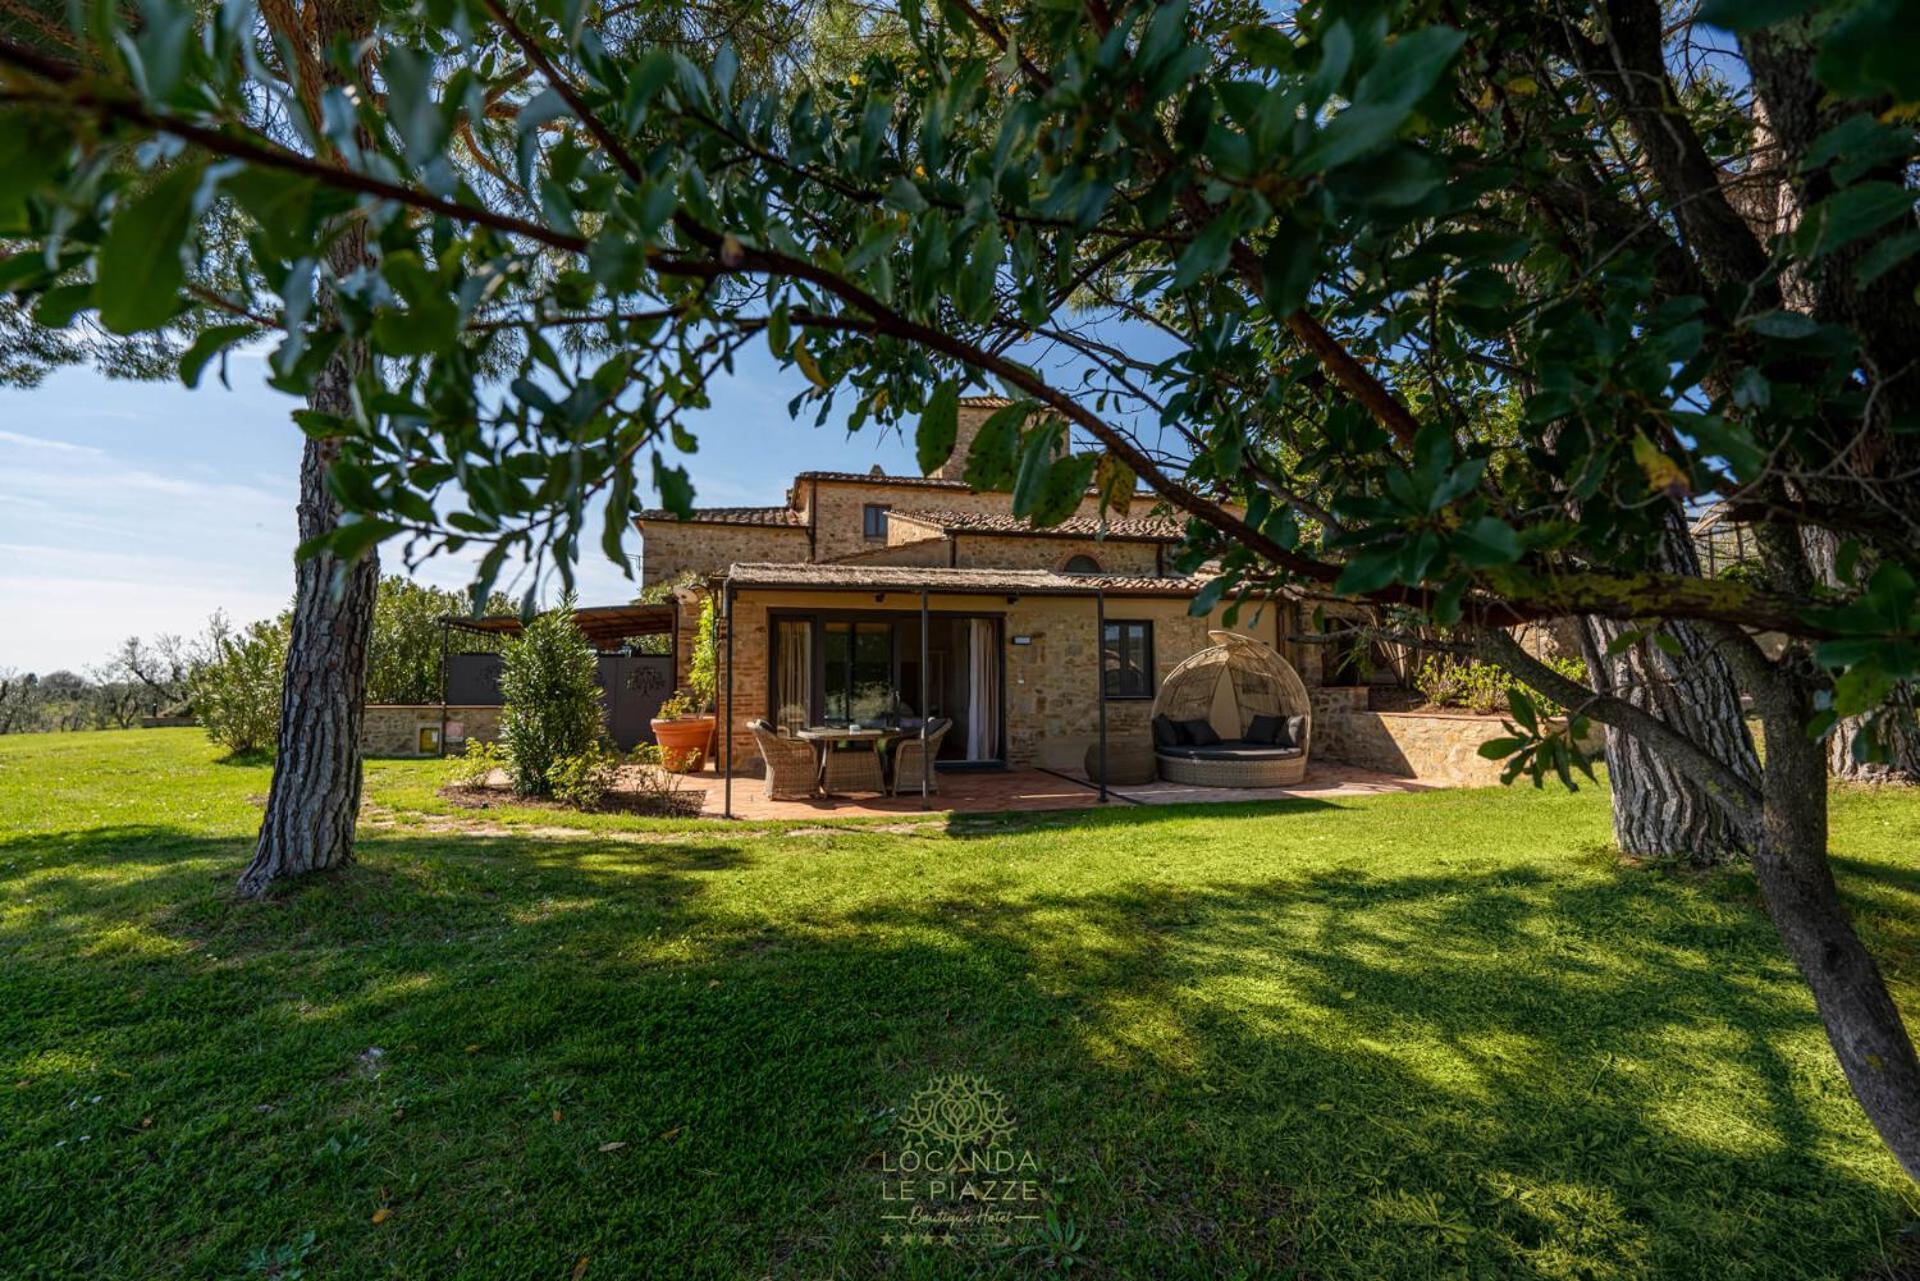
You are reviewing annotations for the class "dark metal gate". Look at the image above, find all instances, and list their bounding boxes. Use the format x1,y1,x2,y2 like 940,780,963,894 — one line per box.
598,654,672,749
443,651,674,750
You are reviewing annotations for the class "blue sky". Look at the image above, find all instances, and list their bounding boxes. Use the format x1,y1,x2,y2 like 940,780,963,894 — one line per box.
0,343,927,673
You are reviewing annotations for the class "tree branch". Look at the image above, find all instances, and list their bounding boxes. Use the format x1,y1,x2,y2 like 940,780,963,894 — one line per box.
1479,628,1763,812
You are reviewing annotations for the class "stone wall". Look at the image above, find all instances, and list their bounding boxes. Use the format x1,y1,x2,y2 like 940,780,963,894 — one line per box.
360,704,501,758
1312,699,1603,787
807,478,1081,563
841,534,954,567
638,521,807,588
953,534,1163,575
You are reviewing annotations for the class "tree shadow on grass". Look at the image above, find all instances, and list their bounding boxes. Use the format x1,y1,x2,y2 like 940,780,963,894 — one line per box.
0,822,1912,1281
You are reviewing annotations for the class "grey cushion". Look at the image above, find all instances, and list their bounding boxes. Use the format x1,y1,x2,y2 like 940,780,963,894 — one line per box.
1245,713,1284,745
1151,714,1180,749
1157,742,1304,762
1286,715,1307,749
1176,718,1221,746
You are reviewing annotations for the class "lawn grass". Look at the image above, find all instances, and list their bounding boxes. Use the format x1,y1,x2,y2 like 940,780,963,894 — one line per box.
3,728,1918,1279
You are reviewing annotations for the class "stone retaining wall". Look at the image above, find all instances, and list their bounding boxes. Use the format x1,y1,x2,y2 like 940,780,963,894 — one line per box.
1312,696,1604,787
360,704,501,758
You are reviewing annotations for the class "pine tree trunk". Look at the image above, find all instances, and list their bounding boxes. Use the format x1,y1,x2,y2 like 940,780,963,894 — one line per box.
236,228,376,897
1803,527,1920,782
1576,515,1762,865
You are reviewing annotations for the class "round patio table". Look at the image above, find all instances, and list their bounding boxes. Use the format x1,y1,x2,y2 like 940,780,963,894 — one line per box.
794,727,903,796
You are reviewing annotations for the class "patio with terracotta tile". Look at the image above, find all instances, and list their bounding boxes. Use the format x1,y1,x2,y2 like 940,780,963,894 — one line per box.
670,760,1434,820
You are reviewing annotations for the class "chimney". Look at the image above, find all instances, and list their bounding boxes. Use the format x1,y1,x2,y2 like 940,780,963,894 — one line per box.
933,396,1064,483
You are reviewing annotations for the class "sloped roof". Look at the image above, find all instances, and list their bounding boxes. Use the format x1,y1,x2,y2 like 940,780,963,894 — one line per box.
888,508,1185,541
442,602,675,648
792,470,974,489
725,562,1201,597
634,505,806,527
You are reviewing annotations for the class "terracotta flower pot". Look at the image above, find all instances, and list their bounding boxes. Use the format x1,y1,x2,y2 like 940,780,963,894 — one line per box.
650,715,716,773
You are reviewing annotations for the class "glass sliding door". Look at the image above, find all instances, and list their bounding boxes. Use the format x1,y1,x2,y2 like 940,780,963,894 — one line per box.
769,612,1003,762
822,620,895,726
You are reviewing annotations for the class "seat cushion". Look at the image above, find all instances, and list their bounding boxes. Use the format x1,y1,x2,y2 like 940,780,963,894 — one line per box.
1157,742,1304,762
1175,718,1221,746
1150,714,1180,749
1245,713,1284,746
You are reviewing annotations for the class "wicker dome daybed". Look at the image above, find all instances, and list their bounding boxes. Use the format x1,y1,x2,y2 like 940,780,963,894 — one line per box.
1149,630,1311,786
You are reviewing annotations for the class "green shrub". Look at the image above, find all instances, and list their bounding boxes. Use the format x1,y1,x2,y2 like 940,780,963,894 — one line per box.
498,597,605,796
188,617,289,755
686,594,719,712
628,744,703,815
446,739,508,788
550,742,621,810
1414,653,1586,719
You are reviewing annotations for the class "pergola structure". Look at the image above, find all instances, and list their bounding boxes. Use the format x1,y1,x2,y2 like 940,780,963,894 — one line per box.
711,568,1153,817
434,602,678,755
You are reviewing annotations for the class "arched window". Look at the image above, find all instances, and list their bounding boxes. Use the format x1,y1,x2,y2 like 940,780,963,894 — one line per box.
1061,554,1101,575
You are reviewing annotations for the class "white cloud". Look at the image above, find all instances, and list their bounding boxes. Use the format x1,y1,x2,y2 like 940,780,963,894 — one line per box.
0,430,106,455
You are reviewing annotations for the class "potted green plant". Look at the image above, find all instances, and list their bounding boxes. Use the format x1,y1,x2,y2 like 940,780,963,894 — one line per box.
649,688,715,772
648,598,719,772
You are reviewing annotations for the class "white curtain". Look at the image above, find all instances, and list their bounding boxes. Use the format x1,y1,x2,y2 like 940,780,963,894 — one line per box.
776,619,811,734
967,618,999,760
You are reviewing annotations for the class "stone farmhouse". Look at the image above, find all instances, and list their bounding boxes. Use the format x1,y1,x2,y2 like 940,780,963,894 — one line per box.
638,397,1337,776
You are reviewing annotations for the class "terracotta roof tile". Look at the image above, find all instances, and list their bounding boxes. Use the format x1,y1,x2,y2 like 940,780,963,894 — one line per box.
635,505,805,527
792,470,974,489
725,562,1201,597
888,508,1185,541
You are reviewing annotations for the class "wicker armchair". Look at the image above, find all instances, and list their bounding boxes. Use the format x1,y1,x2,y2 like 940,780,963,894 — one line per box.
889,717,952,796
749,719,817,801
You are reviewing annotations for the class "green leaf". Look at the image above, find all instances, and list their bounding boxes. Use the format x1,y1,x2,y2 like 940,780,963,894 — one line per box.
601,461,635,573
1335,546,1401,596
885,177,929,214
1854,229,1920,287
383,47,449,157
1794,182,1915,260
1095,452,1136,517
1452,515,1520,567
916,381,960,474
961,403,1029,491
97,161,204,334
222,169,321,262
1508,688,1539,734
1296,25,1465,173
1477,736,1526,760
651,451,694,516
1259,219,1319,315
1697,0,1822,30
1026,453,1098,527
32,283,92,328
1815,0,1920,101
1190,575,1228,616
179,323,261,389
1011,420,1065,518
1172,211,1238,289
1747,310,1821,340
